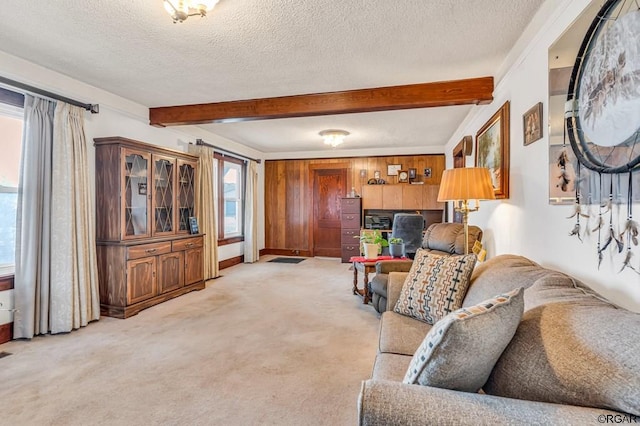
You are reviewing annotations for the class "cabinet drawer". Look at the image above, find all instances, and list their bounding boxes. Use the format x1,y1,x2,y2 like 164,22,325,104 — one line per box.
341,228,360,244
341,198,361,214
341,214,360,228
127,241,171,260
172,236,203,252
341,244,361,263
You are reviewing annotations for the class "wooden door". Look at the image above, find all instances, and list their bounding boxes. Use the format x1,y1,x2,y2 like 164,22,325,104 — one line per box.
452,137,471,223
402,185,423,209
361,185,383,209
158,252,184,293
126,257,157,304
184,247,204,285
382,185,403,210
313,169,347,257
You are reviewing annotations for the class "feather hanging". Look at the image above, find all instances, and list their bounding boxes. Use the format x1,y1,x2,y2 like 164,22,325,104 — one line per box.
566,204,589,219
592,216,604,232
619,249,639,274
569,223,582,242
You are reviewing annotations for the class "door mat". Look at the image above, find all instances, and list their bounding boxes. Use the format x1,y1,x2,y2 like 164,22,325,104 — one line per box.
268,257,306,264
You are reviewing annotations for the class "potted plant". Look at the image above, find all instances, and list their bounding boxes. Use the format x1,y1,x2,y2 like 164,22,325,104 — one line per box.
388,237,405,258
356,230,389,259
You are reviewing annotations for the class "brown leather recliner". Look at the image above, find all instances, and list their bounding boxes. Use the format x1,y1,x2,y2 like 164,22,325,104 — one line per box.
368,222,483,314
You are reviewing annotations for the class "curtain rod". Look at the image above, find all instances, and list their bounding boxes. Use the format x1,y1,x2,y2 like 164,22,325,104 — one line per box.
0,76,99,113
195,139,261,164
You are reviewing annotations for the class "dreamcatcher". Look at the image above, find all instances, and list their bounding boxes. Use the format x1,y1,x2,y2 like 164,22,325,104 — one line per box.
565,0,640,272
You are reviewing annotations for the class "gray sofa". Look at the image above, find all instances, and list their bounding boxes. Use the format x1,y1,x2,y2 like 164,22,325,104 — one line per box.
359,254,640,425
369,223,483,313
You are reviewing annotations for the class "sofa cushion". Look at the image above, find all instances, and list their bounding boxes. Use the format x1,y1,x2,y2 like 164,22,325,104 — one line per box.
422,222,482,255
379,311,432,356
403,288,524,392
463,254,549,308
394,250,476,324
484,274,640,416
371,353,412,381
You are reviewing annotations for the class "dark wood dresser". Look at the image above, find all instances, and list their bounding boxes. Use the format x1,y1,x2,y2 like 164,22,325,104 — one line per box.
340,197,362,263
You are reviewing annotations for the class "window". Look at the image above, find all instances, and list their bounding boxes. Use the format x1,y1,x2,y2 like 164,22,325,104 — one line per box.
216,154,244,244
0,101,24,276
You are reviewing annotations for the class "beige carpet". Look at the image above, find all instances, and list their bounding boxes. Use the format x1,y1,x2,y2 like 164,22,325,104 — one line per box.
0,256,380,425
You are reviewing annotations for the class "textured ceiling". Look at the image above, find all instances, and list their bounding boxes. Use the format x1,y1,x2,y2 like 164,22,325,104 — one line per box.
0,0,545,154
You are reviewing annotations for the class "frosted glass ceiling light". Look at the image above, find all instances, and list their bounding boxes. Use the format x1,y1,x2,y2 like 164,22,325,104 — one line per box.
319,129,350,148
164,0,220,23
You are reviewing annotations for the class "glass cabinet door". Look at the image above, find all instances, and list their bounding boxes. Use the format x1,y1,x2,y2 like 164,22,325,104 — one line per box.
177,160,197,233
152,155,175,235
123,149,151,239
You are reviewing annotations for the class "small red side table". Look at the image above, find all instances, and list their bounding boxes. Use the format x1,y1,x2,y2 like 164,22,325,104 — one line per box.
349,256,408,304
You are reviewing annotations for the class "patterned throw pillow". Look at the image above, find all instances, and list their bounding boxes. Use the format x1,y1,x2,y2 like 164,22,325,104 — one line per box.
394,250,476,324
403,287,524,393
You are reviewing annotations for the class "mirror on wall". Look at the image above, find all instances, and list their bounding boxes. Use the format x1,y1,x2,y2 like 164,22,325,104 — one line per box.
548,1,603,205
548,0,640,205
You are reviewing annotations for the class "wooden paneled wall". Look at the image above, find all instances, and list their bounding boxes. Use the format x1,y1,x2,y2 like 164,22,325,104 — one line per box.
263,154,445,255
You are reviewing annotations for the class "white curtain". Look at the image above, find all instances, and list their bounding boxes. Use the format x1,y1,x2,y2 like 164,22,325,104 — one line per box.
50,103,100,332
14,96,100,338
188,144,219,279
14,95,55,339
244,160,259,263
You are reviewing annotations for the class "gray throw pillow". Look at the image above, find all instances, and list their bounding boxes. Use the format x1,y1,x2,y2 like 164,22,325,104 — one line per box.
403,287,524,393
394,249,476,324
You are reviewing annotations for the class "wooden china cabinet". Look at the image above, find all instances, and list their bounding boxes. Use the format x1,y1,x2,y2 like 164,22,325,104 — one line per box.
94,137,204,318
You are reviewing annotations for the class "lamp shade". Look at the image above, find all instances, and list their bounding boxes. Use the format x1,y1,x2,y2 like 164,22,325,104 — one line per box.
437,167,496,202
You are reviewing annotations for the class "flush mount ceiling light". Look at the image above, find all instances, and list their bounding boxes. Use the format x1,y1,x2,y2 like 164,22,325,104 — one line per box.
164,0,219,23
319,129,350,148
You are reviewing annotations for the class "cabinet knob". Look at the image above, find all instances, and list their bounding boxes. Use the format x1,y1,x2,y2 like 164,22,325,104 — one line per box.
146,248,157,253
185,243,194,247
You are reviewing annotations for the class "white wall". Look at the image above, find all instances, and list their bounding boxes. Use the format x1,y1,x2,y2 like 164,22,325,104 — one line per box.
445,0,640,313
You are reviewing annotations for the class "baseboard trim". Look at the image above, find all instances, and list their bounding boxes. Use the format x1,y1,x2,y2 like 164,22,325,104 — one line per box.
260,249,312,257
0,323,12,344
0,275,14,292
219,255,244,270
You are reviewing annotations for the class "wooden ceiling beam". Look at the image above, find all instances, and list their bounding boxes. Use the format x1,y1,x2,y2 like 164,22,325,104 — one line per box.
149,76,494,127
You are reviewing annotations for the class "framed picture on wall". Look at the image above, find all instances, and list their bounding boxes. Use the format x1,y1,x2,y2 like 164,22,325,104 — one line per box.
387,164,402,176
523,102,543,145
476,101,510,199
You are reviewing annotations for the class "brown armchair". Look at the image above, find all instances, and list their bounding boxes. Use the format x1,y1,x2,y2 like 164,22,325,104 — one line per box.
368,222,483,313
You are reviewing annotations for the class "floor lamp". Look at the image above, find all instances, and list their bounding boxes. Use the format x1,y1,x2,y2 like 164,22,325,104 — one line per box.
437,167,495,254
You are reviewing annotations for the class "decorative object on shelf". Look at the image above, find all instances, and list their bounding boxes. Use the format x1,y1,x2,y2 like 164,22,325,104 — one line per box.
476,101,510,199
367,178,386,185
388,237,405,258
398,170,409,183
562,0,640,274
424,168,432,178
138,182,147,195
163,0,219,23
408,168,417,181
387,164,402,176
437,167,495,254
523,102,543,146
319,129,350,148
189,216,199,234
